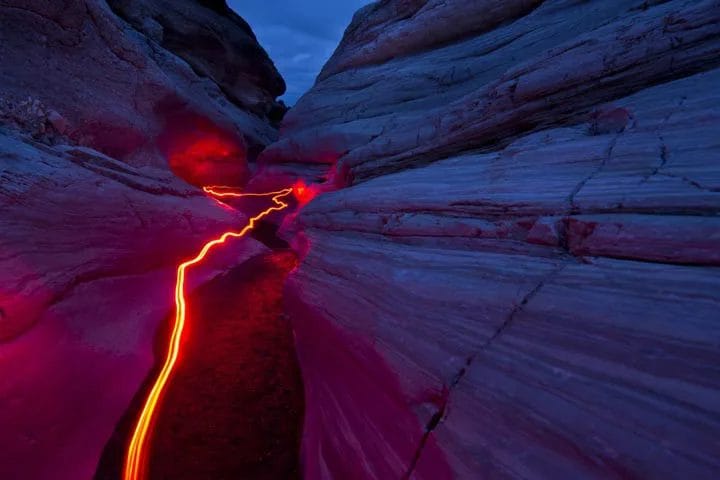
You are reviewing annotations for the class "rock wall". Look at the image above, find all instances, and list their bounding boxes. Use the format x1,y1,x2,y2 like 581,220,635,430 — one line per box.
106,0,286,119
0,0,284,184
274,1,720,478
0,1,277,478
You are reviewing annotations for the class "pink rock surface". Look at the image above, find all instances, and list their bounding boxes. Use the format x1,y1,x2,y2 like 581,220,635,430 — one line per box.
271,0,720,478
0,2,277,477
0,131,266,480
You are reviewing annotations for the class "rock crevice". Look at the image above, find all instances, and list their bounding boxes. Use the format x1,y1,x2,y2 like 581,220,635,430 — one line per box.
0,3,284,478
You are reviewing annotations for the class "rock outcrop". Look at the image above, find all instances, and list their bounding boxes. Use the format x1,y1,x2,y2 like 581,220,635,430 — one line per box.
106,0,286,119
0,1,278,478
0,0,284,185
270,1,720,478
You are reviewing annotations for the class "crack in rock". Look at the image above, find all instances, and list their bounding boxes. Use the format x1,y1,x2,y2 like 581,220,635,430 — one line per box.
567,134,621,213
658,172,720,193
402,262,568,479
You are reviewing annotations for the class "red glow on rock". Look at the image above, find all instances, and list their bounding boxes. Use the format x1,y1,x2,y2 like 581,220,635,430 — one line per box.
0,255,54,342
167,133,247,187
157,111,249,187
123,186,293,480
292,179,318,205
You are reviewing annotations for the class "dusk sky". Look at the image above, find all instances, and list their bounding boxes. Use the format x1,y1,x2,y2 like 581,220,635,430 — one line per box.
229,0,372,105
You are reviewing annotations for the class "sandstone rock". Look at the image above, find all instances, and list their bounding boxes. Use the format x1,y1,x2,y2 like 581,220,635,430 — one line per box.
106,0,286,118
0,0,282,185
0,130,266,480
0,97,60,142
271,1,720,478
0,2,279,478
589,106,634,135
526,217,562,247
263,0,720,182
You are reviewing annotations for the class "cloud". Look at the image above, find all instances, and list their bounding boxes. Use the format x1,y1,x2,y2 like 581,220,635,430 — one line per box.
291,53,312,64
228,0,371,105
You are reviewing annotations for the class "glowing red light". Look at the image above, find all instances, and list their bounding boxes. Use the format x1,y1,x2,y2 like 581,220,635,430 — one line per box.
292,179,318,205
123,186,293,480
164,129,248,187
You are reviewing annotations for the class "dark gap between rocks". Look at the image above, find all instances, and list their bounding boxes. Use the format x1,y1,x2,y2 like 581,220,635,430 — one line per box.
94,250,304,480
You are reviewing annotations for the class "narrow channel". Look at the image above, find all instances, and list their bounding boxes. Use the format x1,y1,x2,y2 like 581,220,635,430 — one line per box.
94,228,304,479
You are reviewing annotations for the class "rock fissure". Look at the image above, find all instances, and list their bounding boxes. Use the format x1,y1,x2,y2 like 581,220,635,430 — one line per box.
4,1,720,478
1,1,292,477
402,262,569,479
267,0,720,477
657,171,720,193
568,134,621,212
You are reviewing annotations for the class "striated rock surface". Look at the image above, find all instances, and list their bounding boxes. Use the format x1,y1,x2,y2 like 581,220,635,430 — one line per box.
0,2,277,478
0,0,284,185
0,129,266,480
106,0,286,119
274,0,720,478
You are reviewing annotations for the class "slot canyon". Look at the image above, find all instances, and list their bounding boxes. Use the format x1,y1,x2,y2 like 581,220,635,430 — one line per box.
1,1,719,479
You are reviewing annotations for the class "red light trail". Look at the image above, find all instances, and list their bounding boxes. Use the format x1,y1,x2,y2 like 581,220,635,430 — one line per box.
201,185,291,198
123,186,294,480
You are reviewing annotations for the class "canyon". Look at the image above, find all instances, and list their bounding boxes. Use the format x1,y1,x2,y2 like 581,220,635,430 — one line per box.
0,1,286,478
1,1,719,479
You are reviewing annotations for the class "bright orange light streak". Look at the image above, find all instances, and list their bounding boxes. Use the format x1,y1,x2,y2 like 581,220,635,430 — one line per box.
123,187,294,480
202,185,291,198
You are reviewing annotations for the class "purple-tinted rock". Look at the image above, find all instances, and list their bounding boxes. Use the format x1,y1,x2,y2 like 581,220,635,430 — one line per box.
0,2,277,478
270,1,720,478
589,106,634,135
526,217,562,247
0,131,266,480
106,0,286,118
0,0,282,185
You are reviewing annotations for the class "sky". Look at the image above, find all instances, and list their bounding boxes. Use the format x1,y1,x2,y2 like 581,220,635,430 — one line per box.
229,0,372,105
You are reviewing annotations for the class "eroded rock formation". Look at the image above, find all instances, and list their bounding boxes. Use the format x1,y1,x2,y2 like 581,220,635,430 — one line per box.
269,1,720,478
3,0,720,478
0,0,284,184
106,0,286,119
0,1,280,478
